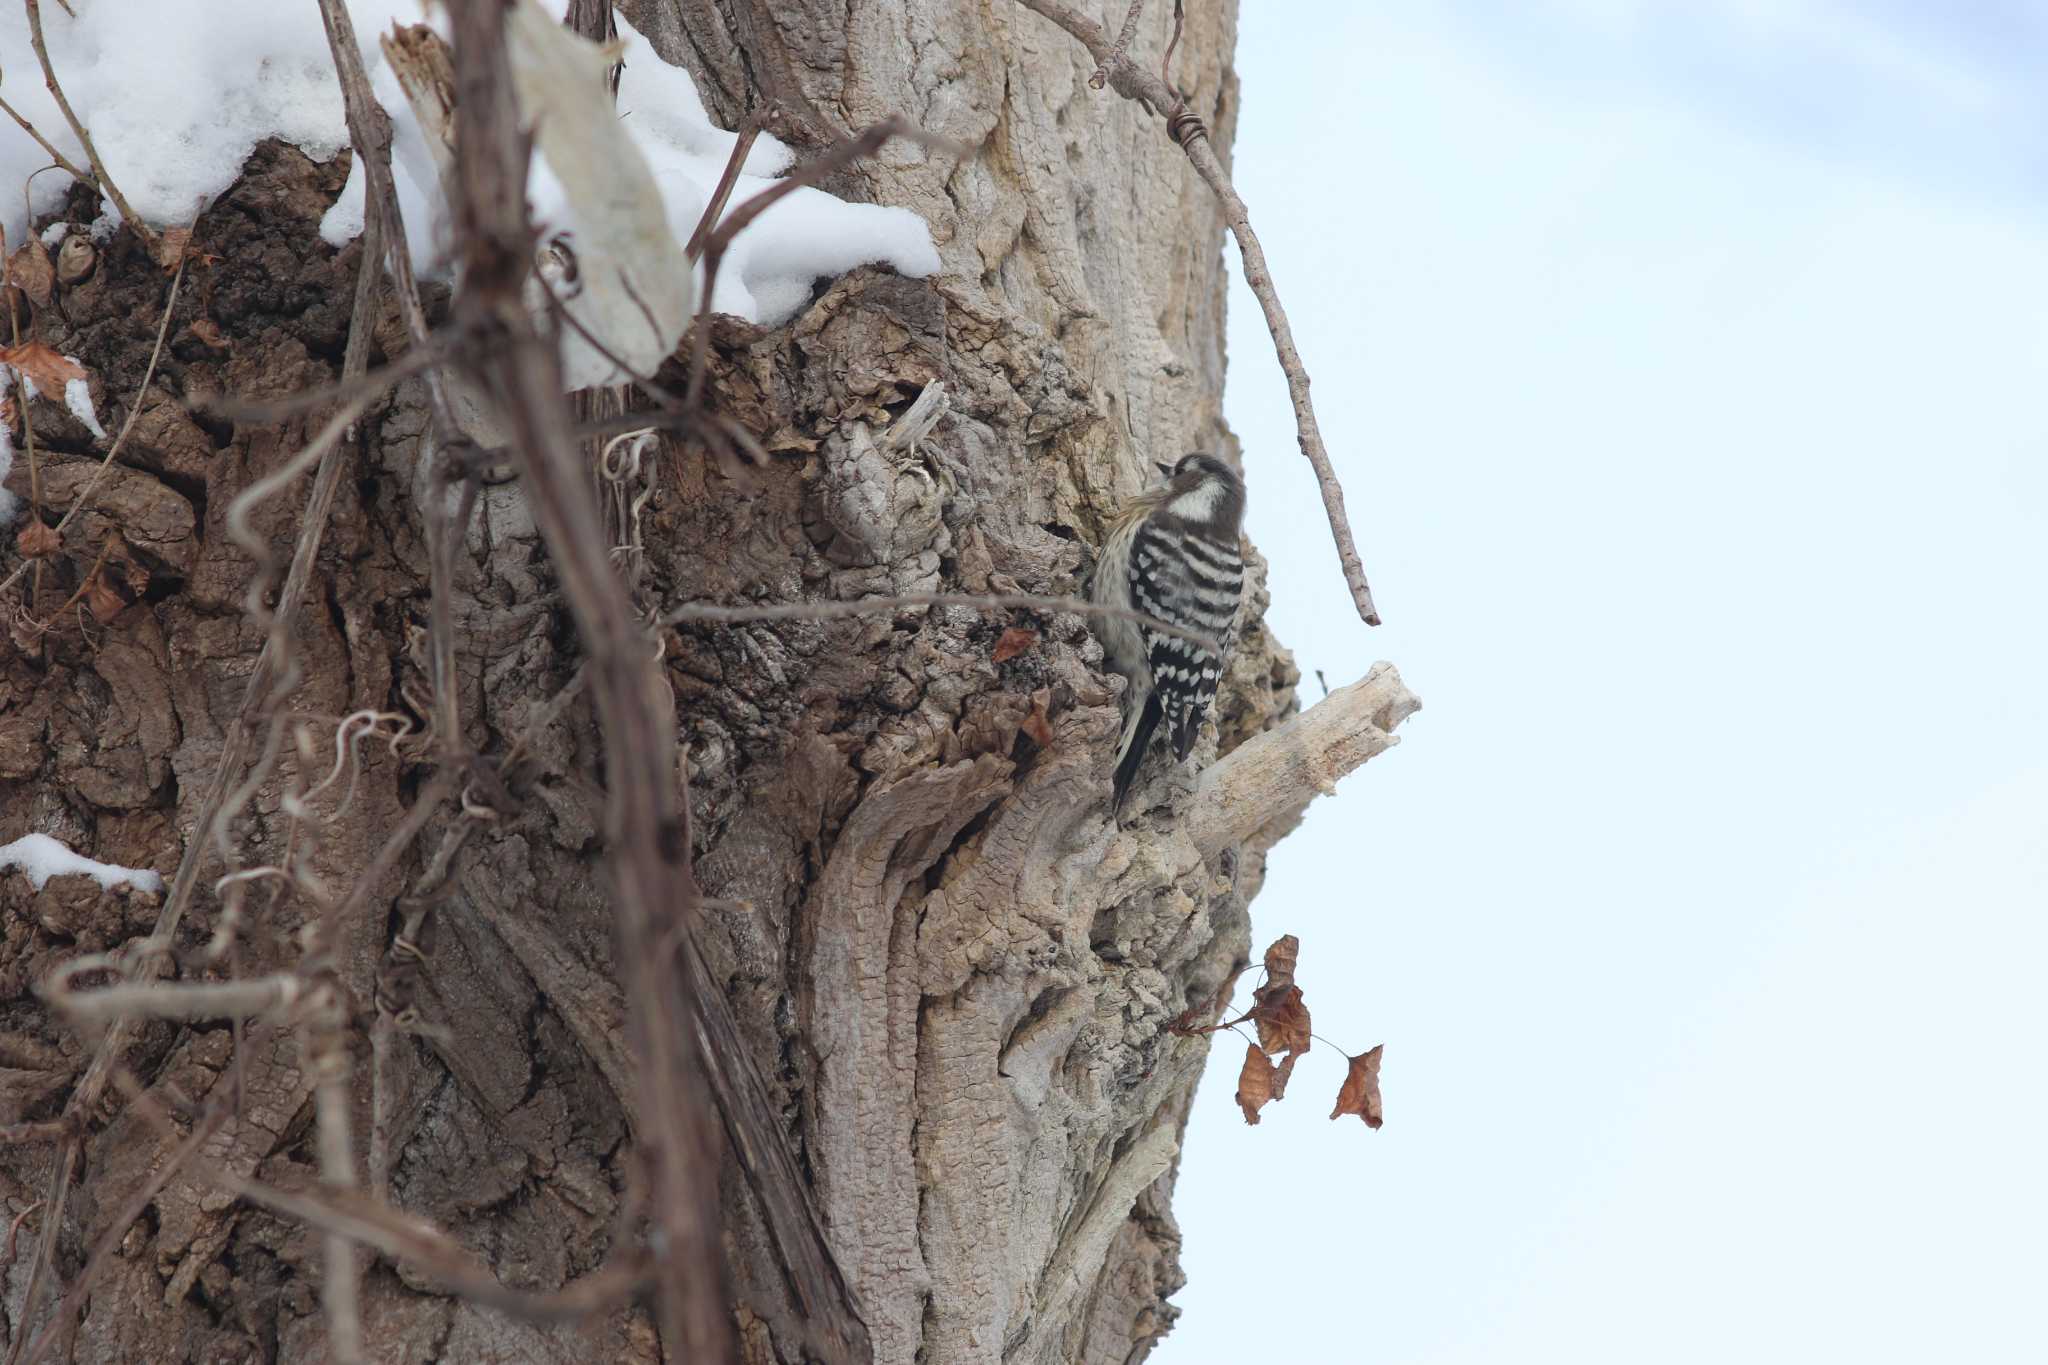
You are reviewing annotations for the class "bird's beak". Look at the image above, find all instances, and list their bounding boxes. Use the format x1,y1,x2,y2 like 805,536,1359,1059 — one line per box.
1155,460,1176,480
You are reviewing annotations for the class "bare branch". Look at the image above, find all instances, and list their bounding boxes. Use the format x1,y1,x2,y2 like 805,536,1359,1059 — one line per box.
1187,662,1420,856
21,0,157,256
302,980,364,1365
15,1094,235,1365
443,4,732,1358
683,120,759,261
46,973,301,1025
0,91,86,181
219,347,424,625
1010,0,1383,626
198,337,451,425
1091,0,1148,90
688,116,962,408
317,0,457,433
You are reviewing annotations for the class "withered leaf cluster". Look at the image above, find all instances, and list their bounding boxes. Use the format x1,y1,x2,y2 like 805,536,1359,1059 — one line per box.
1223,935,1384,1130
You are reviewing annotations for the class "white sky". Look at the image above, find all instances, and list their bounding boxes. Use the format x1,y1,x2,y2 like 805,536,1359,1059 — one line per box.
1164,3,2048,1362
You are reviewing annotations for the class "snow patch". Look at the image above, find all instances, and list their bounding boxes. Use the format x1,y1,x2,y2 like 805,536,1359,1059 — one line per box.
63,376,106,439
1,1,939,340
0,833,164,893
0,357,106,443
40,221,73,248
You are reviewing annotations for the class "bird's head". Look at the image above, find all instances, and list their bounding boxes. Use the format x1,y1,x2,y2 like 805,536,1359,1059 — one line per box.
1155,451,1245,531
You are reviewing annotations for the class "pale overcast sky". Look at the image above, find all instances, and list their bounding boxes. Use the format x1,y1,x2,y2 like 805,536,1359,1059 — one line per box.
1164,4,2048,1362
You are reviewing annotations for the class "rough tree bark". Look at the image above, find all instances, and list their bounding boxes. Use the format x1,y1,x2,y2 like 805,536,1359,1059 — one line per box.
0,2,1417,1363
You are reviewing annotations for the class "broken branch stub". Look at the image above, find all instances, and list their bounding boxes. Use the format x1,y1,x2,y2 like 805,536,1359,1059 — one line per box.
1189,662,1420,858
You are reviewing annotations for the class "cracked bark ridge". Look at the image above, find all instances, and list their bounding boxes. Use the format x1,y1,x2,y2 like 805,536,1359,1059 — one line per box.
0,3,1420,1363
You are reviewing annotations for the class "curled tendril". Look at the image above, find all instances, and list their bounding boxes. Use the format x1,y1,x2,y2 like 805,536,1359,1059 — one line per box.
601,427,660,570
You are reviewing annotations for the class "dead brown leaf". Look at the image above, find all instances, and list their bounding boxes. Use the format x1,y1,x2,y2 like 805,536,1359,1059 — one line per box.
82,571,129,624
81,531,148,624
6,240,54,308
15,520,59,559
188,318,230,351
1250,983,1311,1058
1234,1043,1272,1123
154,226,193,272
992,626,1038,663
1330,1045,1384,1129
1020,687,1054,747
1263,934,1300,991
1247,933,1310,1058
0,342,87,394
1235,1044,1300,1124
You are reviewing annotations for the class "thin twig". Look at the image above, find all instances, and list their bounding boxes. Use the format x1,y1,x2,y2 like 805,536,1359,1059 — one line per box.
1091,0,1148,90
0,91,86,181
2,1201,41,1264
17,529,108,635
316,0,456,428
661,589,1225,657
688,116,962,408
535,270,687,412
683,121,760,260
46,973,301,1025
1010,0,1383,625
318,773,456,948
21,0,157,257
1159,0,1185,95
444,3,733,1357
302,979,363,1365
199,337,451,425
220,354,420,625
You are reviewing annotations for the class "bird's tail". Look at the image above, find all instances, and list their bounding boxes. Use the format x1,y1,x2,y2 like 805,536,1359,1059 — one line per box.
1112,691,1163,814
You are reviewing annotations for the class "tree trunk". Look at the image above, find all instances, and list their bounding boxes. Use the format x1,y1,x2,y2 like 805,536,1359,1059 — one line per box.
0,3,1409,1363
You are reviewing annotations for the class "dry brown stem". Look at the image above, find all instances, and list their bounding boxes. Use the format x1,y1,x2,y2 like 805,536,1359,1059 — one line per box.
683,120,760,260
20,0,157,257
443,3,733,1358
1092,0,1148,89
688,116,958,408
0,91,86,181
15,1090,236,1365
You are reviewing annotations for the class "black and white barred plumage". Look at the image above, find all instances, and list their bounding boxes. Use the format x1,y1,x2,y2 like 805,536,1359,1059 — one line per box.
1091,452,1246,812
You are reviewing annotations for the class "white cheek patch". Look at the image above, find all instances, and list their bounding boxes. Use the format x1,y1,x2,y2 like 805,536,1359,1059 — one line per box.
1169,480,1224,521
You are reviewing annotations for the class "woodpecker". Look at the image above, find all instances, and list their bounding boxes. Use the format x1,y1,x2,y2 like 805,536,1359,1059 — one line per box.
1091,451,1246,812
